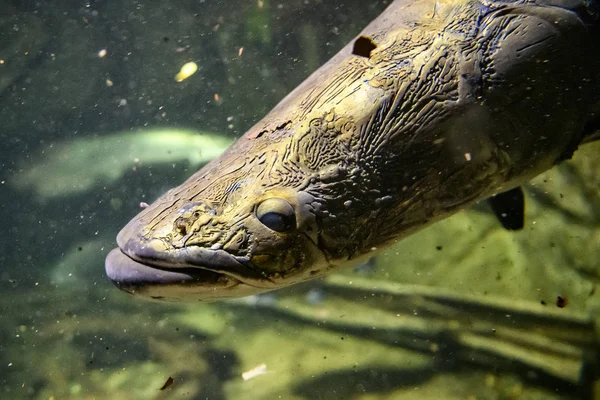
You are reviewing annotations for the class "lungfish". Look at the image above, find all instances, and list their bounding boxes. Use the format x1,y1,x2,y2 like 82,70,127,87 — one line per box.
105,0,600,301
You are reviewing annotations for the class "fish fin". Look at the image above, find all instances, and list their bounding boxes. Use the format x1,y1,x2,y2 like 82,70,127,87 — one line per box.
353,256,377,275
581,113,600,144
487,187,525,231
583,130,600,144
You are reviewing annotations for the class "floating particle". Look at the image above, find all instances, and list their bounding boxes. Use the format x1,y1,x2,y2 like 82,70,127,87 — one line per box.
238,47,244,56
556,296,567,308
242,363,268,381
98,49,107,58
352,36,377,58
464,152,472,161
175,62,198,82
159,376,174,390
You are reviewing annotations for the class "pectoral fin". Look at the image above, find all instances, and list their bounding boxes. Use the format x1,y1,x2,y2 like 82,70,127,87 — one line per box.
487,187,525,231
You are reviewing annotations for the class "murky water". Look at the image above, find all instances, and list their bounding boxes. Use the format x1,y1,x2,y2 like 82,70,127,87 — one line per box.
1,1,599,399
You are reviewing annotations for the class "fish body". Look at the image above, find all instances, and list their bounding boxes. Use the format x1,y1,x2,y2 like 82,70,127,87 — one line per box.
105,0,600,301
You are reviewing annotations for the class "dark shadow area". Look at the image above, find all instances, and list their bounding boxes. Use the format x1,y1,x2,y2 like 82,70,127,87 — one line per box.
228,297,596,399
294,366,435,400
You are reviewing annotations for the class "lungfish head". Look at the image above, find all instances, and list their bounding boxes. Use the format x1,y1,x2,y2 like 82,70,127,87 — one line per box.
105,115,369,301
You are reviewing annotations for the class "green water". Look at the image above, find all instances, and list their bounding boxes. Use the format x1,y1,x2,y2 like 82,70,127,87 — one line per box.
1,1,599,399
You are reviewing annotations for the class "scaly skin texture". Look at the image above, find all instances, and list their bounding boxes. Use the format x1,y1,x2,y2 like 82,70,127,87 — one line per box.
105,0,600,301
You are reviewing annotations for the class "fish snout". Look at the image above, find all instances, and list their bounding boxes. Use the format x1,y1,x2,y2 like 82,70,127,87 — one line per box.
104,248,253,301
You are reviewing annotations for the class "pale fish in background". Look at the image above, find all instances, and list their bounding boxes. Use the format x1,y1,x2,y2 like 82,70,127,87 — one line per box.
13,128,232,199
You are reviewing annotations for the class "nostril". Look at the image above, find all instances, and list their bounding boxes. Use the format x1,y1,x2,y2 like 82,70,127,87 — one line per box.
175,220,187,235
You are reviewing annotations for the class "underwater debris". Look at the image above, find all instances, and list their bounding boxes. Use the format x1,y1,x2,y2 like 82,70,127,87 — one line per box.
175,62,198,82
159,376,174,390
242,363,268,381
351,36,377,58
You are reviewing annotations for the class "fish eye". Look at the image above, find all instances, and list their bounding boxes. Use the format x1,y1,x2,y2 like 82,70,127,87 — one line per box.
255,198,296,233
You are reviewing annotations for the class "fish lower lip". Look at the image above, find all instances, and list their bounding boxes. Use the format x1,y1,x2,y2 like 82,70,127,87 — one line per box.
118,237,270,285
104,248,272,301
104,247,243,289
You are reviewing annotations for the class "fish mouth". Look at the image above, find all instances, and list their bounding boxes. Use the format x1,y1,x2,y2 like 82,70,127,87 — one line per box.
104,240,273,301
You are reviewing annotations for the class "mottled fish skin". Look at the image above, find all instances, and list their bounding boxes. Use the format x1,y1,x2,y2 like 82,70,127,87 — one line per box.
105,0,600,301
